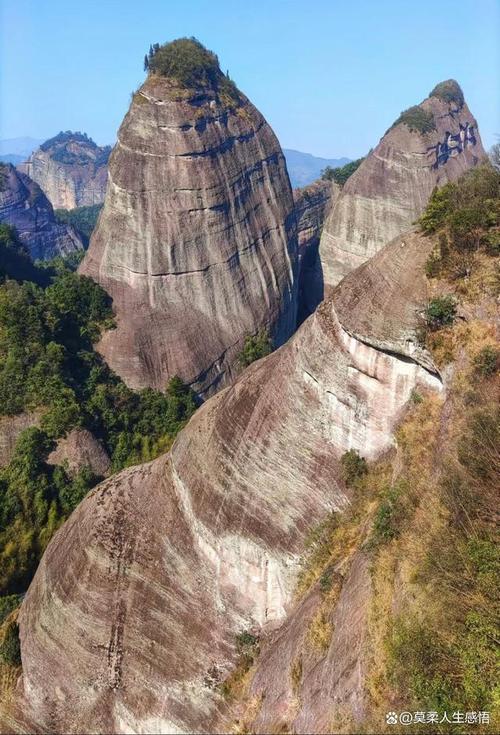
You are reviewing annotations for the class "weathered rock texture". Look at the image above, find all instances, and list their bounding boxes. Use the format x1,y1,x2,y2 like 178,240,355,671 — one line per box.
319,81,485,289
79,74,297,396
247,549,371,733
7,230,443,734
0,164,84,260
47,428,111,477
294,179,337,321
0,412,40,468
22,132,110,209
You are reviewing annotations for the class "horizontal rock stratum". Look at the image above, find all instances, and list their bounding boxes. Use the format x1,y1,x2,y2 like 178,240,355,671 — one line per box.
22,132,111,210
80,39,298,397
8,228,442,734
319,80,485,290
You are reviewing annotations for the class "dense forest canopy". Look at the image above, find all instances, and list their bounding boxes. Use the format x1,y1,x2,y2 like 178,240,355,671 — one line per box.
0,234,197,598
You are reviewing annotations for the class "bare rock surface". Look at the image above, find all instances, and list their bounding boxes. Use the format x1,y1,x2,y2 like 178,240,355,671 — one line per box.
0,164,84,260
0,412,40,467
5,229,444,734
247,551,371,734
47,428,111,477
319,81,485,289
21,132,110,210
80,73,297,397
294,179,338,321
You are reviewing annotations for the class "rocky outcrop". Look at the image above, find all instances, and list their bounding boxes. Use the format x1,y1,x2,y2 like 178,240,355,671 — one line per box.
80,47,297,397
319,80,485,289
47,428,111,477
0,164,84,260
294,179,338,321
21,132,110,210
0,412,40,467
7,229,443,734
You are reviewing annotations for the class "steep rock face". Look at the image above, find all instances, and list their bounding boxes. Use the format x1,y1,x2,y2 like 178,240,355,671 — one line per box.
47,428,111,477
294,179,338,321
0,164,84,260
8,230,443,734
319,81,485,289
80,74,297,396
22,132,110,209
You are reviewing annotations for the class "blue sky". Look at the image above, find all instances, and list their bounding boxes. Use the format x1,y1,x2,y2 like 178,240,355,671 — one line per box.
1,0,498,158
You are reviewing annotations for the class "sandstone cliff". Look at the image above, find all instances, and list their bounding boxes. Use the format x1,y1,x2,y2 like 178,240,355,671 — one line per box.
0,164,84,260
319,80,485,289
22,132,110,209
80,41,297,396
294,179,337,321
7,229,442,734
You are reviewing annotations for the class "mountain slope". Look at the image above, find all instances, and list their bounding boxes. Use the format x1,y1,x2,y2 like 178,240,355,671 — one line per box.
5,224,444,734
80,39,298,397
0,163,84,260
21,132,110,209
284,149,350,188
319,80,485,290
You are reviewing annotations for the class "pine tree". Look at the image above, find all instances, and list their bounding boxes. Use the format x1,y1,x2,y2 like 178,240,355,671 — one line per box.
144,54,149,72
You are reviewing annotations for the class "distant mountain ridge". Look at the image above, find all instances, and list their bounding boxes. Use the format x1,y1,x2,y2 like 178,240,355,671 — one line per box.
0,137,44,166
283,149,350,188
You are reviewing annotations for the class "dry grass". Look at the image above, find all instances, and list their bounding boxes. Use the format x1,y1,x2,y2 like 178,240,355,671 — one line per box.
0,609,20,722
306,607,333,654
290,655,302,695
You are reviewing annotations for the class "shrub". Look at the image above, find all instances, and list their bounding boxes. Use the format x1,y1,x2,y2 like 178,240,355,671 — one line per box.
40,131,95,152
0,620,21,666
388,618,457,711
424,249,441,278
54,204,103,246
340,449,368,487
424,295,457,330
238,330,272,367
473,346,499,377
370,484,405,544
0,223,48,285
410,389,423,404
321,157,364,186
0,594,21,625
419,185,455,234
429,79,464,107
393,106,436,135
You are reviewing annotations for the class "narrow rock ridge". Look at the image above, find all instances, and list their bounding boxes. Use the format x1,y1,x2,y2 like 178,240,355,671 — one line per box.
21,131,111,209
80,71,298,397
0,163,84,260
294,179,338,322
319,81,485,289
8,229,443,734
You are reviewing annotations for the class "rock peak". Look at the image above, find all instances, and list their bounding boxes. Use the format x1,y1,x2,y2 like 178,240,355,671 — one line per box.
81,43,298,396
318,81,484,289
145,37,241,102
429,78,464,107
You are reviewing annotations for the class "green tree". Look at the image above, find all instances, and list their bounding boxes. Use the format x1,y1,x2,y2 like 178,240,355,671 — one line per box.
238,330,272,367
424,296,457,330
340,449,368,486
0,620,21,666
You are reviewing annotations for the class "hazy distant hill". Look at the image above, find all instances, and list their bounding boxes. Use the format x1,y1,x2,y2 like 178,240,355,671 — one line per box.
283,148,350,188
0,136,43,159
0,153,25,165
